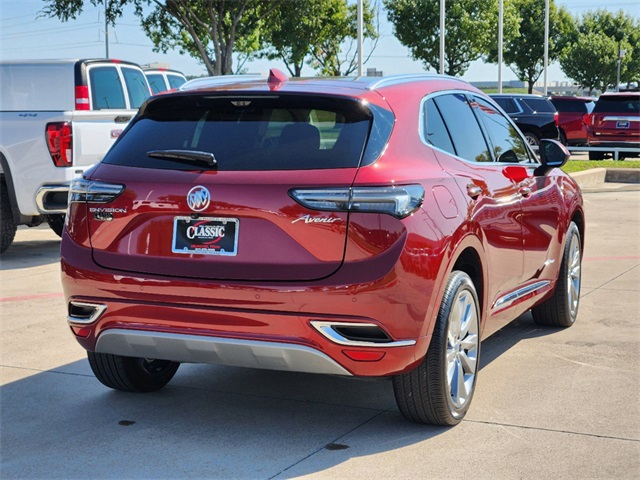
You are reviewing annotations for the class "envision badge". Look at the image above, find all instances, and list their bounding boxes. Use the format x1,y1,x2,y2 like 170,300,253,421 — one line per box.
187,185,211,212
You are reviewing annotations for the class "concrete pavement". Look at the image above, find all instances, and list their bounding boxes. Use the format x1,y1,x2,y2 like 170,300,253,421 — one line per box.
1,190,638,479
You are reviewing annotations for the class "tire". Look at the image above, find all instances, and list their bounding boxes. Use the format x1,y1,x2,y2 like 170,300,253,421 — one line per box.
1,181,17,254
589,150,605,160
524,132,540,147
532,221,581,328
393,271,481,425
46,214,65,238
88,352,180,392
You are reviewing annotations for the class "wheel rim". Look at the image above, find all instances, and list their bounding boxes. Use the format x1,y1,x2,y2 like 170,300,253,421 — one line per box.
566,233,581,319
140,358,173,375
525,134,538,146
446,289,479,409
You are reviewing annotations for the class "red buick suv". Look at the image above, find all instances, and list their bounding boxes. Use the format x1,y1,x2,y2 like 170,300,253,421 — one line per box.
61,71,584,425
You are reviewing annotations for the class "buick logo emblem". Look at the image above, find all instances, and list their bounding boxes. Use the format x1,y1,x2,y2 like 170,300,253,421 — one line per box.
187,185,211,212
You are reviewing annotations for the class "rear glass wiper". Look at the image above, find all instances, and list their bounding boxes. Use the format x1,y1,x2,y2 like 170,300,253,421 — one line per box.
147,149,217,168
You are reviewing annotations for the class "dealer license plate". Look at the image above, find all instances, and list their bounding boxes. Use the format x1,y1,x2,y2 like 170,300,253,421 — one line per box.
172,216,238,256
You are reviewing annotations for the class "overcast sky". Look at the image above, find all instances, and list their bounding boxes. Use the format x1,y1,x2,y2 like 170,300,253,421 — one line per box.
1,0,638,84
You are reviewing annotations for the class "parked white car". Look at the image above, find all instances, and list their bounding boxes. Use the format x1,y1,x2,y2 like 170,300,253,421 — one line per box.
0,58,151,252
143,68,187,94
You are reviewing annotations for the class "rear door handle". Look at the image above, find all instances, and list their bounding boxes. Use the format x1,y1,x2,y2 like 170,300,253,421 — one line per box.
467,184,482,199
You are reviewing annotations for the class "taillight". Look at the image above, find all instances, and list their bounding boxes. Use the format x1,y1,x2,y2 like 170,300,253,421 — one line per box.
583,113,593,126
75,86,90,110
69,178,124,204
554,111,559,127
45,122,73,167
290,185,424,219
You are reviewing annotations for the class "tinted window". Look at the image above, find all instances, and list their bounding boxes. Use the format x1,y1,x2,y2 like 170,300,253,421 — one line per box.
434,94,491,162
551,98,590,113
521,98,556,113
89,66,125,109
594,95,640,114
103,95,372,171
167,74,186,89
472,97,530,164
122,67,150,108
146,73,166,94
423,98,455,155
493,97,520,114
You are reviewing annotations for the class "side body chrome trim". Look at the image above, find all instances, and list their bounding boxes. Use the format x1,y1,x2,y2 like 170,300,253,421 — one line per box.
493,281,551,310
310,321,416,347
95,329,353,376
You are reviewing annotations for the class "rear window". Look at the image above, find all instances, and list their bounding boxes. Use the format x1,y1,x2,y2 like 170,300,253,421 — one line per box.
103,95,373,171
594,96,640,114
167,74,186,89
122,67,150,109
552,98,592,113
89,66,126,109
520,98,556,113
146,73,166,94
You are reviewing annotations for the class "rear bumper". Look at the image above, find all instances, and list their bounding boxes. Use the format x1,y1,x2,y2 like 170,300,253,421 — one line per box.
61,231,436,377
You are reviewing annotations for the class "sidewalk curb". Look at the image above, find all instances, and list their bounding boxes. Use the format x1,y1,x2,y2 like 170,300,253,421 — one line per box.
569,168,640,193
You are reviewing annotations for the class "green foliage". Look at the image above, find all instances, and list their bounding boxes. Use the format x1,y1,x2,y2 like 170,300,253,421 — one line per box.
560,9,638,92
500,0,574,94
385,0,518,77
562,160,640,174
307,0,378,76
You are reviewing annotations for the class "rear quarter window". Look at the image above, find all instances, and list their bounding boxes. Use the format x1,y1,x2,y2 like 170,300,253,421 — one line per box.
102,94,374,171
146,73,166,94
521,98,556,113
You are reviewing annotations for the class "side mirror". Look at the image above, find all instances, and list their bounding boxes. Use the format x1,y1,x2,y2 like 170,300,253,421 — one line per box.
535,139,570,176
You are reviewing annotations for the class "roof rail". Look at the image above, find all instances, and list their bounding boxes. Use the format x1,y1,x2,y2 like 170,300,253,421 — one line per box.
367,73,466,91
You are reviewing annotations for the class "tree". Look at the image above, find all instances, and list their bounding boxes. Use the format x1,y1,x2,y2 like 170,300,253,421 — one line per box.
259,0,348,77
559,32,623,95
570,9,639,87
308,0,378,77
41,0,282,75
498,0,574,93
385,0,518,77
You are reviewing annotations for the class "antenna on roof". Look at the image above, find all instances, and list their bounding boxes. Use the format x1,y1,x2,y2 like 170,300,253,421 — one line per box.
268,68,288,90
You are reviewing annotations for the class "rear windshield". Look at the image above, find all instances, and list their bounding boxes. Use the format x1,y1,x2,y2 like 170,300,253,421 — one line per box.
551,98,594,113
167,74,186,89
521,98,556,113
103,94,372,171
146,73,165,94
594,96,640,114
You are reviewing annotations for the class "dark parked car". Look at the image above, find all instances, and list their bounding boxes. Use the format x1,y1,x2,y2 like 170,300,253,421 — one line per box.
585,92,640,160
491,94,560,146
61,71,584,426
550,96,596,146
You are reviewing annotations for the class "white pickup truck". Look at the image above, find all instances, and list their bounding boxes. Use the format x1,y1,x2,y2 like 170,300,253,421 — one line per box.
0,59,151,253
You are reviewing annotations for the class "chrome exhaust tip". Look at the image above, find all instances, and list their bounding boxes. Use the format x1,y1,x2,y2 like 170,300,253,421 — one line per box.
310,321,416,348
67,301,107,325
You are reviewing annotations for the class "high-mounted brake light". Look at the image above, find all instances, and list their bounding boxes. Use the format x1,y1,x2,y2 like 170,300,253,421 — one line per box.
290,185,424,219
75,86,90,110
69,178,124,204
46,122,73,167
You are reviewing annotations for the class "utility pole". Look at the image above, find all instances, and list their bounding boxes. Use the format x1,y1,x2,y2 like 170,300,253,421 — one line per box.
104,0,109,59
498,0,503,93
357,0,363,76
616,47,626,92
543,0,549,95
439,0,445,75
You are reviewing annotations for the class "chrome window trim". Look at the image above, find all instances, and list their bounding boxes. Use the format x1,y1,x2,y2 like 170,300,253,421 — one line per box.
419,90,540,167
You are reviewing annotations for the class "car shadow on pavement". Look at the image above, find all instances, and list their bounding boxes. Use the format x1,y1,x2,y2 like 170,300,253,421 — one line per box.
0,312,563,478
1,236,61,270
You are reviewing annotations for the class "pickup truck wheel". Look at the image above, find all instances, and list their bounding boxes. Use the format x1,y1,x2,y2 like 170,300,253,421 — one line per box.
46,214,65,238
88,352,180,393
532,222,581,327
1,183,17,253
393,271,480,425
